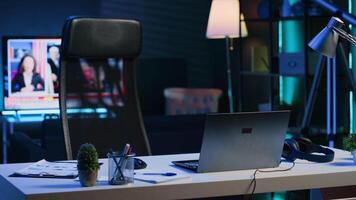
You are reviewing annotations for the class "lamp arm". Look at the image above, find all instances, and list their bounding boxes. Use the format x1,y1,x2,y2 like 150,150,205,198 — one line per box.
333,27,356,45
312,0,356,26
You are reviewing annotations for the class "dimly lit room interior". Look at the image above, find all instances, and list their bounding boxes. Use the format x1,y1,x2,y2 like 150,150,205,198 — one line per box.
0,0,356,199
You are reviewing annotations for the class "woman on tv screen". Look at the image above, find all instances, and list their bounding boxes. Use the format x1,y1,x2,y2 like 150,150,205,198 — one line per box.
11,54,45,93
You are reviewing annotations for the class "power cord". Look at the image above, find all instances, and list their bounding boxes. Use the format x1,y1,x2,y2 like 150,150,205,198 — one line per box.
248,160,296,200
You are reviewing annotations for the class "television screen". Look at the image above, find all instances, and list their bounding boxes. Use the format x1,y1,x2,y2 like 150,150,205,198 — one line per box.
3,37,61,110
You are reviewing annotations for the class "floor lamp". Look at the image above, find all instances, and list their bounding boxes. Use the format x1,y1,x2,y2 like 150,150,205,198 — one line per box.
206,0,248,113
302,17,356,140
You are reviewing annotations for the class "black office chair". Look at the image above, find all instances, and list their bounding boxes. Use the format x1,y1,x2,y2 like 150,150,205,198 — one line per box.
60,17,151,159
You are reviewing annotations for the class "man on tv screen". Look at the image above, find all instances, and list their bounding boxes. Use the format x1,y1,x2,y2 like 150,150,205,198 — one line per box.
47,45,60,93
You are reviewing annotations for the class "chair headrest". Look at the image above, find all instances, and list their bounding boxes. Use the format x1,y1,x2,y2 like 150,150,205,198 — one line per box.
61,17,142,58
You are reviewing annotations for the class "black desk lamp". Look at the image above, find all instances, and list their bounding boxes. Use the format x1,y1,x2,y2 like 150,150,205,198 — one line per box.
302,17,356,137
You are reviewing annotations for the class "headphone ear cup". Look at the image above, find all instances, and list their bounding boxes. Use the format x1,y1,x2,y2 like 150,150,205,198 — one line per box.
282,139,299,162
294,137,313,153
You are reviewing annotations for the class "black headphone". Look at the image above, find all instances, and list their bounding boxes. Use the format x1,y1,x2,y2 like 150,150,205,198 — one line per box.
282,137,335,163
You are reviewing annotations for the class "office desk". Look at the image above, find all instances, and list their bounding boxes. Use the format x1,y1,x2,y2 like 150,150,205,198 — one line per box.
0,148,355,200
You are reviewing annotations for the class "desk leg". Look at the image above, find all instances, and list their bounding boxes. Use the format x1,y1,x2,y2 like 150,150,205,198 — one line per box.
318,186,356,200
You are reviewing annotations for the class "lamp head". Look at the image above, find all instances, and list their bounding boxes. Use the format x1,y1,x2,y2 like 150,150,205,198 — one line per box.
206,0,247,39
308,17,344,58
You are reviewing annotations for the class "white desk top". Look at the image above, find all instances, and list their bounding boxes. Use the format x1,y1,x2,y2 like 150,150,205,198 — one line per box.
0,148,356,200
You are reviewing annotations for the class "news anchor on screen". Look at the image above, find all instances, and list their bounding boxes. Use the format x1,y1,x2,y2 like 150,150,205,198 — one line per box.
11,54,45,93
47,45,60,93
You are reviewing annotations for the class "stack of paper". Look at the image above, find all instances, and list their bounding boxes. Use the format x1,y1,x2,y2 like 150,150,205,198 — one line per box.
11,159,78,178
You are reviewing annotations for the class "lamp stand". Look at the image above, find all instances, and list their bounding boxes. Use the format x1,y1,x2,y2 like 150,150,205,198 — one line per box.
301,44,356,140
225,36,234,113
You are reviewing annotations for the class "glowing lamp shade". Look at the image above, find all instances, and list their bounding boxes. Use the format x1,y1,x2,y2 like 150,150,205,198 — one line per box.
206,0,247,39
240,14,248,37
308,17,344,58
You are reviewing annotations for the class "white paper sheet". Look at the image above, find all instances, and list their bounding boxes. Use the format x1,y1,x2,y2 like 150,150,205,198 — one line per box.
13,159,78,178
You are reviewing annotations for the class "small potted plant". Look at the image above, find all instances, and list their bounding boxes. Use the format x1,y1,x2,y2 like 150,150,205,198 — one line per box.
343,134,356,164
77,143,100,187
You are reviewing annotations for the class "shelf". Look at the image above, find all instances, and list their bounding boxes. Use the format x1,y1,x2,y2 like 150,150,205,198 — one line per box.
239,1,352,136
242,15,335,23
241,71,305,78
241,71,279,77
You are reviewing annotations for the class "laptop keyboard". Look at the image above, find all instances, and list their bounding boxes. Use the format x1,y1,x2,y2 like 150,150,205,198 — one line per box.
173,160,199,171
182,161,199,170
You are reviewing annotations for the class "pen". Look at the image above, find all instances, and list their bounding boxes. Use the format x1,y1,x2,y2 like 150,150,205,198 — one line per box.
119,144,131,173
134,172,177,176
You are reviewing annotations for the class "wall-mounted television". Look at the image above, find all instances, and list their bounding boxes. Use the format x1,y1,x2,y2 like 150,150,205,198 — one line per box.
2,36,61,111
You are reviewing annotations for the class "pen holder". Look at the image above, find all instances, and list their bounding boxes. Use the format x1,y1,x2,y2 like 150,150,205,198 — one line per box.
108,152,135,185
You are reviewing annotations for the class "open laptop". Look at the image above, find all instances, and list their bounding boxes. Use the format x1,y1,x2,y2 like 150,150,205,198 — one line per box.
172,111,290,173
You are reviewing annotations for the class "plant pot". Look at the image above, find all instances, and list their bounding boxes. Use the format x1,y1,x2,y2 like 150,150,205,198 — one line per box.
79,170,98,187
352,150,356,164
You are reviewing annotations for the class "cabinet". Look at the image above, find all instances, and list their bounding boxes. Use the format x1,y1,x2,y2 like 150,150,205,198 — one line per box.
236,0,353,136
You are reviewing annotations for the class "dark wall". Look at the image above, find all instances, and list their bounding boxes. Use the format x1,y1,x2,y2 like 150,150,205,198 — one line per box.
0,0,101,108
100,0,226,88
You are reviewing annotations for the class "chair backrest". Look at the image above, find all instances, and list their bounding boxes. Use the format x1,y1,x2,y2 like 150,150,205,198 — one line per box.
60,17,151,159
